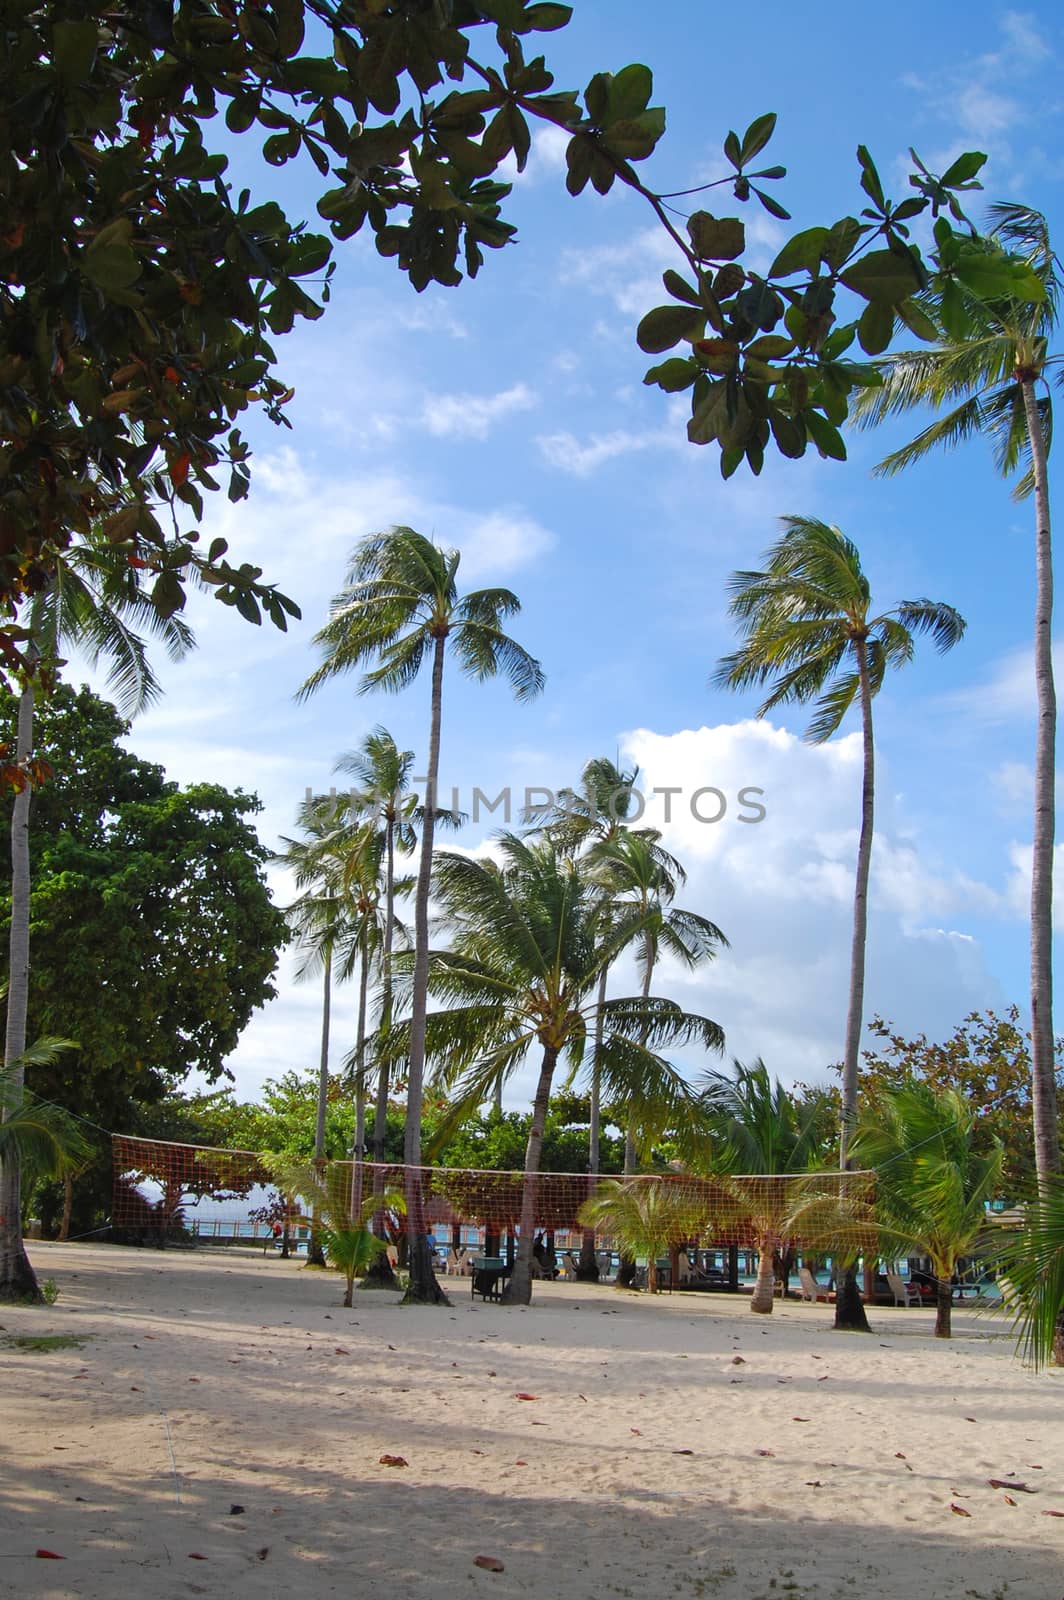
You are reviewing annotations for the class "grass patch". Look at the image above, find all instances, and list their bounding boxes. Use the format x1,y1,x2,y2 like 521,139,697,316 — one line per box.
3,1333,87,1352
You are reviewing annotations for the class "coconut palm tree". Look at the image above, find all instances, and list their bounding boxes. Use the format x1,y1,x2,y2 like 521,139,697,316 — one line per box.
274,795,357,1266
419,833,725,1305
529,758,679,1279
587,830,727,1283
578,1177,709,1293
0,1041,90,1197
298,527,544,1303
698,1059,833,1314
715,517,966,1330
1,545,193,1301
851,1083,1003,1338
852,207,1062,1192
1000,1176,1064,1368
265,1152,405,1307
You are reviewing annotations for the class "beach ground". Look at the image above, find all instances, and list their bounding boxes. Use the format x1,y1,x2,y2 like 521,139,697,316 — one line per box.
1,1240,1061,1600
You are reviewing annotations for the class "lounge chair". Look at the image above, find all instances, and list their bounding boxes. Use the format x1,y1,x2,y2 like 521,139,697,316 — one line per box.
886,1271,919,1307
798,1267,834,1303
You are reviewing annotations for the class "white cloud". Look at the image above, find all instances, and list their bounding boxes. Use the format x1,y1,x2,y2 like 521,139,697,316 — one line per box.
420,381,536,439
940,640,1064,725
536,426,673,476
611,720,1009,1086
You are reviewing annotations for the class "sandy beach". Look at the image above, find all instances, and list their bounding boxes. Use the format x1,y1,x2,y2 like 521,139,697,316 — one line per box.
1,1241,1061,1600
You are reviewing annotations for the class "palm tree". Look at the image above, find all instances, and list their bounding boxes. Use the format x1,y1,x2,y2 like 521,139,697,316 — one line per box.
699,1060,833,1314
1000,1176,1064,1368
852,207,1061,1193
420,833,725,1304
578,1177,709,1293
587,830,727,1283
1,545,193,1301
0,1041,90,1200
299,527,544,1303
851,1083,1003,1338
265,1152,405,1307
529,757,676,1279
274,795,355,1266
715,517,965,1330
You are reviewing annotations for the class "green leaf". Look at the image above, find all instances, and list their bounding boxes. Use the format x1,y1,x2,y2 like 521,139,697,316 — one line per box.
605,63,653,123
688,213,745,262
769,227,828,278
746,335,794,359
723,130,741,170
857,300,893,355
687,379,730,445
738,113,777,165
636,304,703,354
768,409,806,458
856,145,885,210
751,187,791,221
52,19,98,86
839,249,921,303
82,243,141,292
603,107,665,161
643,357,698,392
662,269,702,307
565,134,594,195
940,151,987,188
952,252,1035,300
523,3,573,29
896,298,939,342
803,408,847,460
821,217,863,271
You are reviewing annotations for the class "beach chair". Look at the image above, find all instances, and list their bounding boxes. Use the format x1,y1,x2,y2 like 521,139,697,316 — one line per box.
798,1267,834,1303
886,1271,919,1307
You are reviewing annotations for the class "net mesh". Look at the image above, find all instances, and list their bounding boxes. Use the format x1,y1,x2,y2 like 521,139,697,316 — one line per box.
111,1135,877,1256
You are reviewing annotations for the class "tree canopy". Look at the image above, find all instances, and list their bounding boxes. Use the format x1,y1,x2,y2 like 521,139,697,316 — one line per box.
0,684,289,1133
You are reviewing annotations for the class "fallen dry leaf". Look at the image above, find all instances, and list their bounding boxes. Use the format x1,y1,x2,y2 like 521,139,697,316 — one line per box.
1004,1495,1017,1506
334,1347,350,1355
792,1417,810,1423
730,1356,746,1365
630,1428,641,1436
988,1479,1036,1493
35,1550,65,1560
1042,1510,1064,1518
514,1459,527,1466
379,1455,408,1468
895,1452,907,1460
949,1504,972,1518
188,1552,209,1558
256,1548,270,1561
514,1392,538,1401
755,1449,775,1457
672,1449,694,1456
805,1480,823,1488
474,1555,505,1572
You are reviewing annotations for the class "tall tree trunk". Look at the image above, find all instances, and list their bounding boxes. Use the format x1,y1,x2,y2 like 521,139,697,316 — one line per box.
617,950,654,1288
750,1231,777,1314
834,642,873,1334
1021,375,1064,1367
364,813,399,1286
1022,377,1061,1184
934,1271,952,1340
306,941,332,1267
349,934,370,1221
403,631,448,1305
59,1172,73,1242
0,678,40,1302
577,963,609,1281
503,1045,558,1305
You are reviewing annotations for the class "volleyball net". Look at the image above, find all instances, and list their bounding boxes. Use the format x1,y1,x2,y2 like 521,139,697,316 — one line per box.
111,1134,877,1257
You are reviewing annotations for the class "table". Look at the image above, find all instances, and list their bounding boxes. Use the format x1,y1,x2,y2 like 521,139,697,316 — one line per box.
471,1257,512,1301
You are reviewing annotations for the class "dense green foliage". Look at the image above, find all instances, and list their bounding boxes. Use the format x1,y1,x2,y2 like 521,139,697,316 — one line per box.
0,683,288,1134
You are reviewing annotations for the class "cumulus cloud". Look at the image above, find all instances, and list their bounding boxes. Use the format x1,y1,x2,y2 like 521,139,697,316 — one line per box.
612,720,1008,1087
420,382,537,439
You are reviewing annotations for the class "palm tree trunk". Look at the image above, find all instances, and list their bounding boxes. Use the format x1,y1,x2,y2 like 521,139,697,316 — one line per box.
834,641,874,1334
349,934,370,1221
403,631,448,1305
59,1172,73,1242
306,942,332,1267
503,1044,559,1305
0,677,41,1302
934,1271,952,1340
577,964,608,1281
750,1231,777,1314
1021,375,1064,1368
365,814,399,1287
1021,377,1061,1185
617,952,654,1288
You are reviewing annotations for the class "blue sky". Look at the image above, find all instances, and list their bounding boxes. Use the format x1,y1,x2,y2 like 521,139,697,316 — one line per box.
75,4,1064,1108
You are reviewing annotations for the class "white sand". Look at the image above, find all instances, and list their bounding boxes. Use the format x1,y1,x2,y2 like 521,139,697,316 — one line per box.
2,1240,1061,1600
